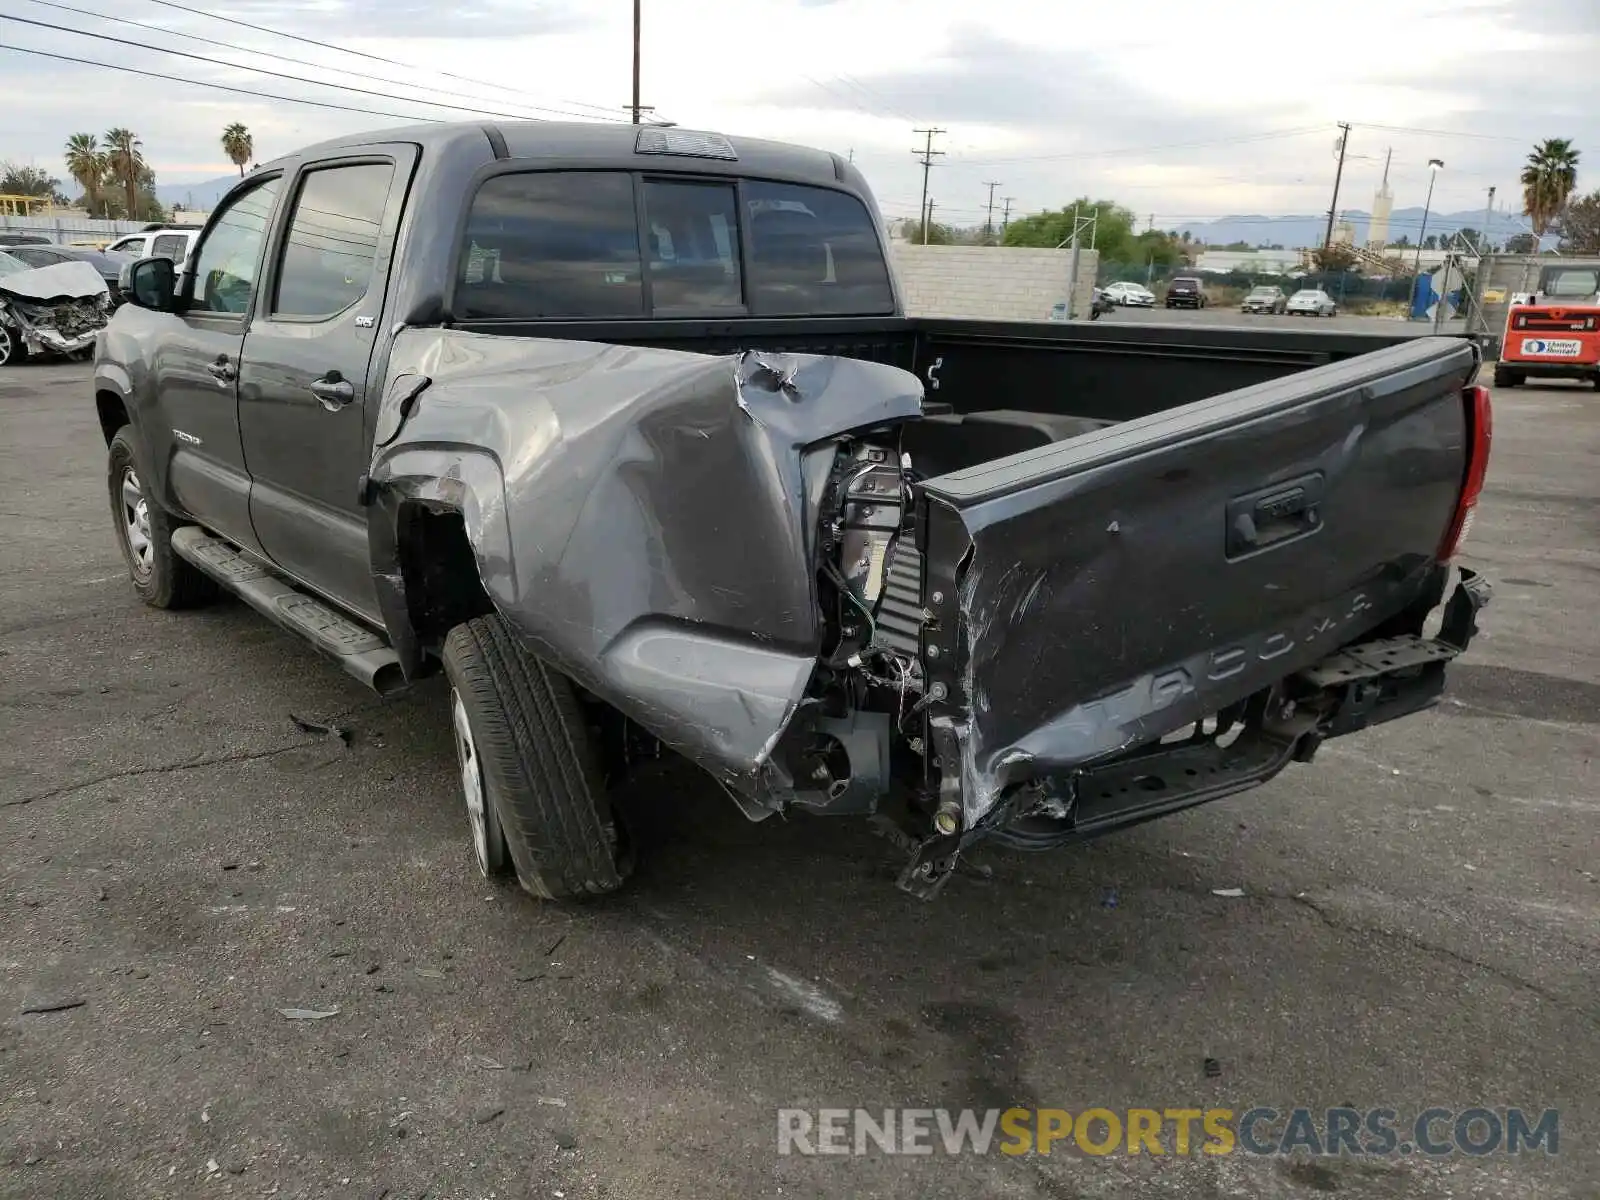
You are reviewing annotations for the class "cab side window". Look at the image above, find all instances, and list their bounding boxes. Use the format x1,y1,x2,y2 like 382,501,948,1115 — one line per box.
189,178,282,315
271,162,393,320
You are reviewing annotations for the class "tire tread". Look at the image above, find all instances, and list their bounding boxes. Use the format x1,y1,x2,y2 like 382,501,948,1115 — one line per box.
442,616,624,900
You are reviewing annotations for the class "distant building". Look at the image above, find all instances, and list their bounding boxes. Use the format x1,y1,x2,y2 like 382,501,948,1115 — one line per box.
1367,149,1394,250
1195,248,1304,274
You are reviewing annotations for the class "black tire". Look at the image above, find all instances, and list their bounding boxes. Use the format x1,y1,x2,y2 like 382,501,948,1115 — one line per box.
1493,365,1521,388
441,615,630,900
107,427,218,609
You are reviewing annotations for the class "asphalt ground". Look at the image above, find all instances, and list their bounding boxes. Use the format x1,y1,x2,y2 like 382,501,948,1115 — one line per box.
1,357,1596,1200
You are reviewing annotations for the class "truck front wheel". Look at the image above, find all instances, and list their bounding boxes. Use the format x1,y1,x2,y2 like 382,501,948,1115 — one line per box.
441,615,631,900
107,427,218,609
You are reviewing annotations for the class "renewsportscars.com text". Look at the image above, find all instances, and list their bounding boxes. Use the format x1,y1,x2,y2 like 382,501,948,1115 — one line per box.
777,1107,1560,1158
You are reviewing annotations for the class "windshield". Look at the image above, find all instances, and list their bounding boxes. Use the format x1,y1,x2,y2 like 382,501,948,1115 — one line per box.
0,250,25,277
1249,287,1276,296
1538,267,1599,297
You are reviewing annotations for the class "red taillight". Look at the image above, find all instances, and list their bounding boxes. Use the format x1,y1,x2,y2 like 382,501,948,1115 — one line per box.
1439,383,1492,562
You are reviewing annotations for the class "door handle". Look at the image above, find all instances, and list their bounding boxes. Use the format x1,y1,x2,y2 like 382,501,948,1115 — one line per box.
205,355,236,385
307,372,356,412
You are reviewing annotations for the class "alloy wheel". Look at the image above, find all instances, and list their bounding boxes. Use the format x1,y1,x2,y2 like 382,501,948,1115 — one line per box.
120,467,153,579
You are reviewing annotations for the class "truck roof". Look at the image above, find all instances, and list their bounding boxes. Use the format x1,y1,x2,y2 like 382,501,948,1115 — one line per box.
261,121,856,190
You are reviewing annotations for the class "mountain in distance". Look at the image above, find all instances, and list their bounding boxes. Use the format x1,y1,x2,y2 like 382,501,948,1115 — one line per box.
1177,207,1534,250
154,174,242,212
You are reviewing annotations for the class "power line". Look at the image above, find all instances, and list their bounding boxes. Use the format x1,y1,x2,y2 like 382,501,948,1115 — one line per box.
135,0,619,119
1351,121,1527,144
0,12,596,122
0,40,440,121
912,127,945,246
1323,121,1352,252
982,180,1001,240
954,126,1330,166
18,0,587,121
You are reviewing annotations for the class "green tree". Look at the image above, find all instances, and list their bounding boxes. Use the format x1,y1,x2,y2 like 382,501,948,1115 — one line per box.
900,217,953,245
63,133,105,215
221,123,254,177
1456,227,1483,252
104,127,145,222
0,162,67,205
1558,189,1600,255
1003,199,1139,261
1504,232,1538,254
1521,138,1580,237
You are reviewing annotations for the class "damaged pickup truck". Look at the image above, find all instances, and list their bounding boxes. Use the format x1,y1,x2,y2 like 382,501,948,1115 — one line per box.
0,251,111,366
94,122,1493,900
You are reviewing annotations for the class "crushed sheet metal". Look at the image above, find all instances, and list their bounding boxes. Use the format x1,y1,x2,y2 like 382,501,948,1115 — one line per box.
369,330,924,798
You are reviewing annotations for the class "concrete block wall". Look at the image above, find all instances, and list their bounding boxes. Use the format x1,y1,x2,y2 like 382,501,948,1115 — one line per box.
887,244,1100,322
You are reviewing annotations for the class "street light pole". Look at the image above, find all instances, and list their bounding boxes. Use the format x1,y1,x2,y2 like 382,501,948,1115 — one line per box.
1413,158,1443,320
1414,158,1444,276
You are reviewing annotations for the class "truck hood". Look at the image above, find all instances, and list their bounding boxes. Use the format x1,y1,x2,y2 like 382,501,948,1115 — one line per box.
0,259,108,303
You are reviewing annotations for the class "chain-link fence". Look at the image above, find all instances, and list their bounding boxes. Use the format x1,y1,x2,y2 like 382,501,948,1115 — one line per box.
1095,261,1417,313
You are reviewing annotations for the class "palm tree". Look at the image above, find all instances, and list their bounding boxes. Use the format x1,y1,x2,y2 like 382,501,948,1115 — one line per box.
221,123,253,177
103,127,145,220
63,132,104,216
1520,138,1580,238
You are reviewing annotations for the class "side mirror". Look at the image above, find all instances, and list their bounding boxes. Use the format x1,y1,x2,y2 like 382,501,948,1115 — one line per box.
120,256,176,312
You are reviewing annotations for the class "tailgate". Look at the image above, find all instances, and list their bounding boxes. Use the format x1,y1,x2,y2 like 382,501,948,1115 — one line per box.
914,336,1479,826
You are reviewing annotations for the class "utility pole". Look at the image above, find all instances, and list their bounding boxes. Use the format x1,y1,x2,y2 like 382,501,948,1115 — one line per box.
1480,185,1496,254
912,128,946,247
630,0,642,123
1147,212,1154,233
1322,121,1352,253
1001,196,1014,235
982,180,1001,241
924,197,936,242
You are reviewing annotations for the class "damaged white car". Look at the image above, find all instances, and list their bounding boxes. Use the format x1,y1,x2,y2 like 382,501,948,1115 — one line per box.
0,251,111,366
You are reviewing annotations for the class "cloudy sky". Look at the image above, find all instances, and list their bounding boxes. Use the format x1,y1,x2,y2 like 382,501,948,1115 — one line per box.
1,0,1595,232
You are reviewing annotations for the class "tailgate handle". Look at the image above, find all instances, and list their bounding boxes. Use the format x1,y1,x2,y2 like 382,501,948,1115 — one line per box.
1227,472,1325,558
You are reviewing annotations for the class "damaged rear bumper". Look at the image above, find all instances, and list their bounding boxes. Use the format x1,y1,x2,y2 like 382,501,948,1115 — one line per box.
896,569,1491,898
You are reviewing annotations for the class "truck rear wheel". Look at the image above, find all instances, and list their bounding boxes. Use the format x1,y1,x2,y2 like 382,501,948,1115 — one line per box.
107,427,218,609
441,615,630,900
1492,365,1523,388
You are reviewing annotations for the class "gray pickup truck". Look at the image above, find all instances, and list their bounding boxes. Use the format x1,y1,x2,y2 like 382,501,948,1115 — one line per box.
95,121,1492,900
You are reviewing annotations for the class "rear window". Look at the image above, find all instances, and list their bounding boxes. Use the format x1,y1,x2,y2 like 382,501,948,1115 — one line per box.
455,171,892,320
458,171,645,320
1170,278,1199,291
743,181,893,316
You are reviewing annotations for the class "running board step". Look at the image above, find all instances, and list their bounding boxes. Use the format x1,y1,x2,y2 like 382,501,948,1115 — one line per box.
171,526,406,696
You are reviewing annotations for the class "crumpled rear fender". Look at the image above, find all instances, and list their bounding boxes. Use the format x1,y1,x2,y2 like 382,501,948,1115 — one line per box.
368,328,924,790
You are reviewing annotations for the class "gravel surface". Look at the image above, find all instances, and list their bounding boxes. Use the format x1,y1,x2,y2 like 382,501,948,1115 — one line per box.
1,361,1595,1199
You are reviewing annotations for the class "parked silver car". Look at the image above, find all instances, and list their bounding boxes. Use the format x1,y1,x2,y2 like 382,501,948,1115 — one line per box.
1285,288,1338,318
1241,285,1287,314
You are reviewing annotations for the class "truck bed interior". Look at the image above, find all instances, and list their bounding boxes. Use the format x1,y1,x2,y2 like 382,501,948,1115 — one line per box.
454,315,1476,455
